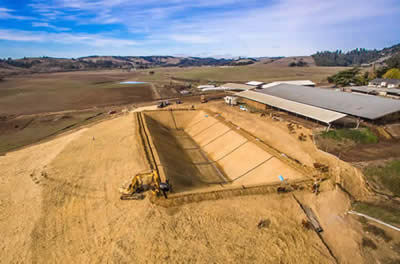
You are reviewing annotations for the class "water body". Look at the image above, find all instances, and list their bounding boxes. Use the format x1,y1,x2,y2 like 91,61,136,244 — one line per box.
119,81,147,84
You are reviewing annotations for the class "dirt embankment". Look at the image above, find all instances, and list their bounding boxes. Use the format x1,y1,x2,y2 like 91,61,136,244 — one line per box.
0,112,337,263
203,102,370,200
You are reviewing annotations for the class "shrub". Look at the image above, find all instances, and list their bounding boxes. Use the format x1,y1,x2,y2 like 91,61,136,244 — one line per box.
321,128,378,144
363,224,392,242
362,237,377,249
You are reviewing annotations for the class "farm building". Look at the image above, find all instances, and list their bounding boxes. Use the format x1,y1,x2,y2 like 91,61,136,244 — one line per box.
255,84,400,123
369,78,400,88
218,83,255,91
345,86,400,99
197,85,215,89
199,83,254,92
246,81,264,88
262,80,315,89
236,90,347,125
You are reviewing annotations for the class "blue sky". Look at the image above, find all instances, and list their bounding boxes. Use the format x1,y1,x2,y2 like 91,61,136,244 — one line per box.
0,0,399,58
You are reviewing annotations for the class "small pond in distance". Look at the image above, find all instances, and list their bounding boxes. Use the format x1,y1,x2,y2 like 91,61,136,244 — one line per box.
119,81,147,84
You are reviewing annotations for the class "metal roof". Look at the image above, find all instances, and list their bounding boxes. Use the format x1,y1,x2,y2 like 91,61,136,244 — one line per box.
262,80,315,89
369,78,400,85
259,84,400,120
246,81,264,86
347,86,400,96
220,83,254,91
197,85,215,89
236,90,347,124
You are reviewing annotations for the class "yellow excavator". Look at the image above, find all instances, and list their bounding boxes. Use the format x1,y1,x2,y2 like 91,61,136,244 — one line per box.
120,170,170,200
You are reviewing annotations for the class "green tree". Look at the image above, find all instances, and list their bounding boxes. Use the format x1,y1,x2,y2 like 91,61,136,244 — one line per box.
375,66,389,78
386,53,400,68
327,67,364,86
383,68,400,79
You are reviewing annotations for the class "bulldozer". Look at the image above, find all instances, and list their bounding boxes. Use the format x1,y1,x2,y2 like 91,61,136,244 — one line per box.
120,170,170,200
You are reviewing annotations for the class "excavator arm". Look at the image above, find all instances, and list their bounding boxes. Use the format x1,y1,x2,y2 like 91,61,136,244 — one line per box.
120,170,170,200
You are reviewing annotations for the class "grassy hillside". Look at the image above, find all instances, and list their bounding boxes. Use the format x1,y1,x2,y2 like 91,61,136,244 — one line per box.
170,63,347,84
0,56,255,75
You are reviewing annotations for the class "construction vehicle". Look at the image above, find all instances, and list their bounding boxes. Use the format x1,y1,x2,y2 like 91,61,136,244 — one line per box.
120,170,170,200
200,95,207,103
157,100,170,108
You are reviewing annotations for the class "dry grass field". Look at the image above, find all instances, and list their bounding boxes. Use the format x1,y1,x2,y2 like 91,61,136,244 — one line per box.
0,70,154,115
169,63,348,84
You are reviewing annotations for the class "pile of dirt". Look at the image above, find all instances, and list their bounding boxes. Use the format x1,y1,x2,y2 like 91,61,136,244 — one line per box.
0,113,336,263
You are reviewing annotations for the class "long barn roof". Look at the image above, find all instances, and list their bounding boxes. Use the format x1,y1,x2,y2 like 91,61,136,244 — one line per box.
236,90,347,124
220,83,254,91
259,84,400,120
348,86,400,96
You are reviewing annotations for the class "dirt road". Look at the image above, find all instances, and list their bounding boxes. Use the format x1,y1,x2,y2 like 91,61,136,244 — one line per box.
0,113,336,263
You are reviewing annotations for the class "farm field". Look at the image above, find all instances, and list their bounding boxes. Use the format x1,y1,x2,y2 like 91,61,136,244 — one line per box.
0,70,154,115
169,63,348,84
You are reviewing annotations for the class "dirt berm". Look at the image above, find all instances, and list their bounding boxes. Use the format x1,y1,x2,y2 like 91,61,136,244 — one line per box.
0,112,335,263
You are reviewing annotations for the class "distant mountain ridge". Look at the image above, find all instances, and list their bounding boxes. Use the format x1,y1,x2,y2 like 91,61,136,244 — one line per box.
312,43,400,67
0,56,257,75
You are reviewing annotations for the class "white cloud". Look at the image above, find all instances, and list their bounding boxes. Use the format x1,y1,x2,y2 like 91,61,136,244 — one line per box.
2,0,400,57
141,0,400,56
0,29,137,47
0,7,33,20
32,22,70,31
168,34,216,44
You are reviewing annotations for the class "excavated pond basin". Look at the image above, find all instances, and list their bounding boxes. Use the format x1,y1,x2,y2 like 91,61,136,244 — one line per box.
142,110,306,193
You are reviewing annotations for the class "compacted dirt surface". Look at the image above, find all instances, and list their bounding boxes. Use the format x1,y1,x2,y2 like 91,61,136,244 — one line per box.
0,113,340,263
3,103,394,263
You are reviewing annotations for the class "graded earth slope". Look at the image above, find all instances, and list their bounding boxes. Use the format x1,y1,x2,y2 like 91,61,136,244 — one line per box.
0,112,336,263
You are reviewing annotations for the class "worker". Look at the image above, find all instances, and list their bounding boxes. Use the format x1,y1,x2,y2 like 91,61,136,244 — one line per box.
312,179,320,195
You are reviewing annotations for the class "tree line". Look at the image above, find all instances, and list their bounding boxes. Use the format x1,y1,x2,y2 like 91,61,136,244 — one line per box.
312,49,381,66
328,66,400,86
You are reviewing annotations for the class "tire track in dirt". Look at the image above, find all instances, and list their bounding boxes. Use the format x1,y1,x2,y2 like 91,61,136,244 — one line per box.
29,114,146,263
